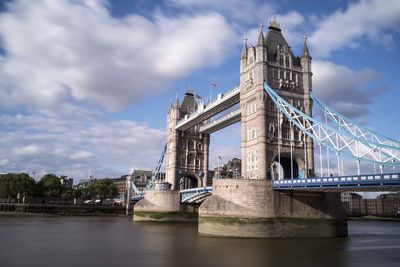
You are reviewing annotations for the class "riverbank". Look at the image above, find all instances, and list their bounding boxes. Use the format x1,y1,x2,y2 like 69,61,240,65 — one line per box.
0,203,127,216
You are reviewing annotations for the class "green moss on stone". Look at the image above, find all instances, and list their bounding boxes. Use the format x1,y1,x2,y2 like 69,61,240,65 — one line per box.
134,211,197,220
199,216,342,226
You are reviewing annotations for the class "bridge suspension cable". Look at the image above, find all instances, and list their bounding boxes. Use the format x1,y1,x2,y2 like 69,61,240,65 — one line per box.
310,92,400,149
264,83,400,167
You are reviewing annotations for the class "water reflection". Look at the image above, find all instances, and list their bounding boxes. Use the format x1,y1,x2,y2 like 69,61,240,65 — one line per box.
0,217,399,267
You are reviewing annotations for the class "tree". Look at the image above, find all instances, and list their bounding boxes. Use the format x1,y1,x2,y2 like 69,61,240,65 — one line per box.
90,179,118,201
38,174,63,197
0,173,36,202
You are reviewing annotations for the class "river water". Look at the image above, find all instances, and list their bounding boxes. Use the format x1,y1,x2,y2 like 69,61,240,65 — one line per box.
0,216,399,267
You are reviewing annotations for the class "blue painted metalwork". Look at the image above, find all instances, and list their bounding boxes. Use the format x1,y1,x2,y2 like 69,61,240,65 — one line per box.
180,186,212,203
310,91,400,148
272,173,400,191
264,83,400,166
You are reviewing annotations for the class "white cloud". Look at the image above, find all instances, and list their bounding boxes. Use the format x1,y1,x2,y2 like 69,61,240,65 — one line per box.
170,0,306,48
0,110,166,179
0,0,236,111
70,151,94,160
313,60,387,118
13,145,41,156
310,0,400,57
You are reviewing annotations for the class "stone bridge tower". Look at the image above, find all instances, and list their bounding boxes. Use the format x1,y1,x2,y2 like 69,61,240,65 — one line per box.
240,19,314,180
165,89,210,190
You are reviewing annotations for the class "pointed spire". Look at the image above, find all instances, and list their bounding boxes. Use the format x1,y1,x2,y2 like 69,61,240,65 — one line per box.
257,22,265,46
301,34,311,59
175,92,180,107
241,35,248,59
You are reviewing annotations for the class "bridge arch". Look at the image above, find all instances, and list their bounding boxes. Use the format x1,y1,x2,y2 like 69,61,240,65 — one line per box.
178,173,202,190
271,153,304,180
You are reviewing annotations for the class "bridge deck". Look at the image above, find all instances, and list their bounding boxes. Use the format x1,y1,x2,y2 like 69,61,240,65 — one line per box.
272,173,400,192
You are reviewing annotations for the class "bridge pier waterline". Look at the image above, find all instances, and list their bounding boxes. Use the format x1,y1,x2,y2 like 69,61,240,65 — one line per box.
133,190,197,222
198,179,348,238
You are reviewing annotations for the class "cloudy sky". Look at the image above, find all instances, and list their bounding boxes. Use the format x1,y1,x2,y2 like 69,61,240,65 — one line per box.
0,0,399,181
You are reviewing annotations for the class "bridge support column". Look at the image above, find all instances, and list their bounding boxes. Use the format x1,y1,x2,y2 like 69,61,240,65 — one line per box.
199,179,347,238
133,190,197,222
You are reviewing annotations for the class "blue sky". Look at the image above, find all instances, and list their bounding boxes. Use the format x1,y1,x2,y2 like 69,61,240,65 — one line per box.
0,0,399,181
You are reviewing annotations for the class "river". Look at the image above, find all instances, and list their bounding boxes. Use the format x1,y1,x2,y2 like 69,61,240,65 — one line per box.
0,216,399,267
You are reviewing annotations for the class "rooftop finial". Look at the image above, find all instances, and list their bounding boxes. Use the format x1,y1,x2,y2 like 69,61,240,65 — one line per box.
268,17,281,31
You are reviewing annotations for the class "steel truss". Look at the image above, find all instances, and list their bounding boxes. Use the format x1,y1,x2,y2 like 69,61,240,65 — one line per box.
311,92,400,150
264,83,400,166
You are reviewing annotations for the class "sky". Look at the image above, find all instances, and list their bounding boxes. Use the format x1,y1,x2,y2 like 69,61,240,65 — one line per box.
0,0,399,182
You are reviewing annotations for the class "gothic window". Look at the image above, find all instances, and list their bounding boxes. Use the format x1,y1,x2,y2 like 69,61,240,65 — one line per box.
247,103,257,115
188,154,194,165
248,128,257,140
282,127,290,140
197,143,202,150
188,141,194,150
280,69,284,80
285,57,290,67
179,141,185,149
196,157,200,166
247,149,258,171
279,55,284,65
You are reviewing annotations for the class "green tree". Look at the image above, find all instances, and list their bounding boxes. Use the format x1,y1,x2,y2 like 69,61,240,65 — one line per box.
38,174,63,197
90,179,118,201
0,173,36,202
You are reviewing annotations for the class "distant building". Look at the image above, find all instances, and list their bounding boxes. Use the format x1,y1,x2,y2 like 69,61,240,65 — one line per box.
214,158,241,178
111,176,129,197
131,170,152,190
341,192,363,215
341,192,400,217
60,176,73,188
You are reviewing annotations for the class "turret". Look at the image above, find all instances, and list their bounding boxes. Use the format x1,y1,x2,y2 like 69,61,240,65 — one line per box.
300,35,312,94
240,36,248,71
256,23,266,63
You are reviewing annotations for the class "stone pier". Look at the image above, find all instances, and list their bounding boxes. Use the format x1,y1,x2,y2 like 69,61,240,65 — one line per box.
199,179,347,238
133,190,197,222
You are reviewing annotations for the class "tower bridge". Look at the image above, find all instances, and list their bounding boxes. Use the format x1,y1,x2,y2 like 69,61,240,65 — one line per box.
134,19,400,238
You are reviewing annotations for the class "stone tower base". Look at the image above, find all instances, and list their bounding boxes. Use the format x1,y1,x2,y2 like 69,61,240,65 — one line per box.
198,179,348,238
133,190,196,222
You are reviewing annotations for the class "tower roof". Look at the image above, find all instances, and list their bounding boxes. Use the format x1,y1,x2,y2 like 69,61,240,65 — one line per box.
180,88,197,117
264,18,301,66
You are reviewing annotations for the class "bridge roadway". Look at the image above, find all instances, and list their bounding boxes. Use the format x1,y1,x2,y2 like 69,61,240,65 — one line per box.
132,173,400,203
175,85,240,131
273,172,400,192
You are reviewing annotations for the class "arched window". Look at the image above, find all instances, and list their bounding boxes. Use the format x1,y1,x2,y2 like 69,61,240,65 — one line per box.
188,141,194,150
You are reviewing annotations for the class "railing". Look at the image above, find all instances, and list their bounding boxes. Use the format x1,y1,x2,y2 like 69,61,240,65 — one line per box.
175,85,240,129
273,173,400,190
180,186,212,203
